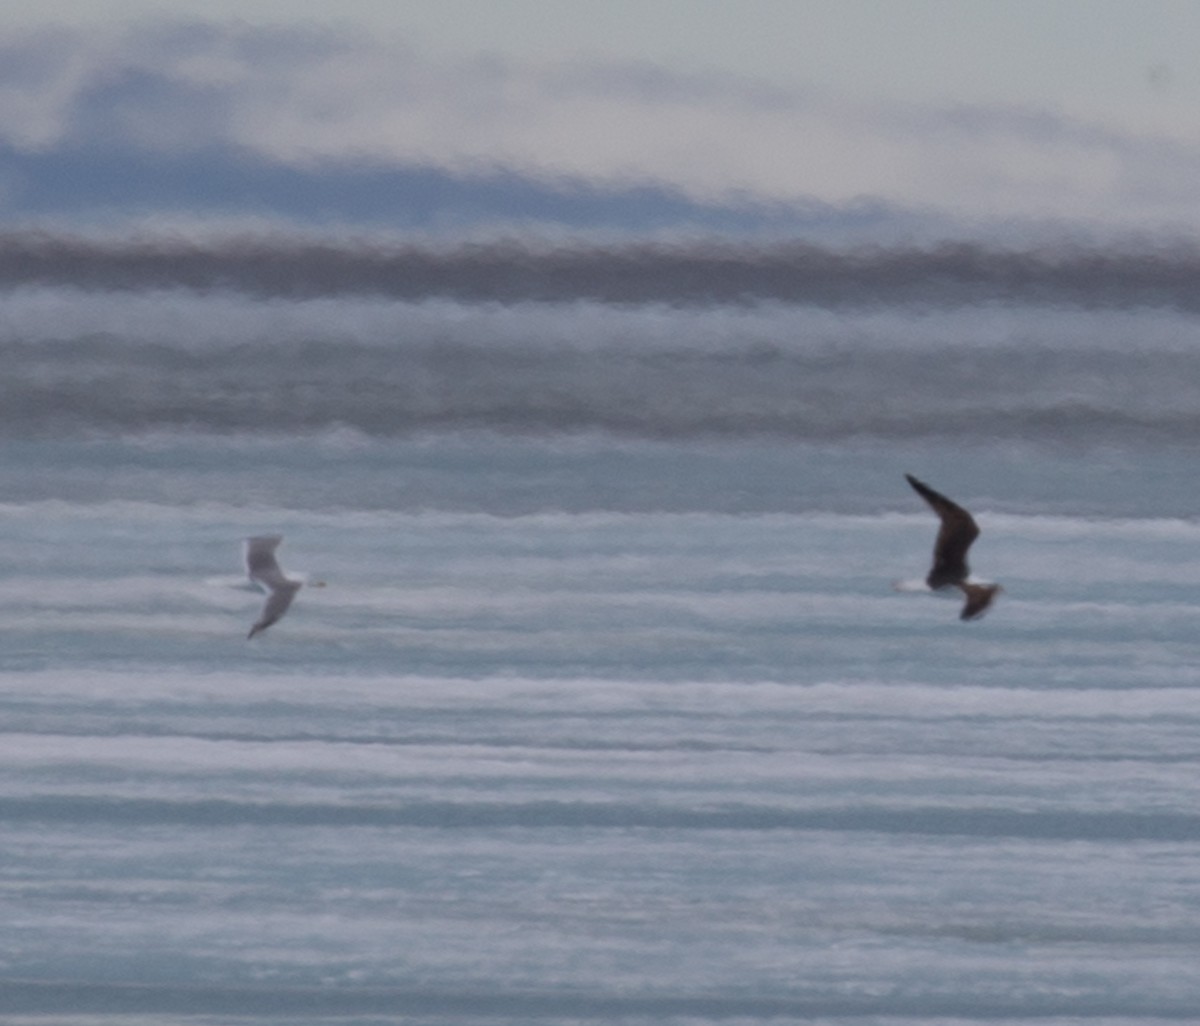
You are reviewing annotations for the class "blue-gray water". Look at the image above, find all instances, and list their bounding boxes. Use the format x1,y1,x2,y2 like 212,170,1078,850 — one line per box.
4,278,1200,1024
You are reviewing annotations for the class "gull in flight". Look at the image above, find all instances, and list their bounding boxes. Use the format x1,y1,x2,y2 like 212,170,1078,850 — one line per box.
903,474,1002,621
244,535,303,639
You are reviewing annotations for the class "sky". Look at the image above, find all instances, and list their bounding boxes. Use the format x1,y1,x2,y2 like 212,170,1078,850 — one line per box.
1,1,1199,238
12,1,1199,114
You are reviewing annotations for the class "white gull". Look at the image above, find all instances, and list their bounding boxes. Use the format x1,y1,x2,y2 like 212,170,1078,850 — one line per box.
244,535,304,639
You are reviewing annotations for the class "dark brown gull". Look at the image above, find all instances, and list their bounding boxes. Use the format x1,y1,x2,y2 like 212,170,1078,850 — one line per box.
904,474,1002,621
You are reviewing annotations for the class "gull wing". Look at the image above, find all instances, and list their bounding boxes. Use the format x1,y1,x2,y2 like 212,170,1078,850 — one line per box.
959,582,1001,621
248,581,301,639
245,535,290,590
905,474,980,588
244,535,302,638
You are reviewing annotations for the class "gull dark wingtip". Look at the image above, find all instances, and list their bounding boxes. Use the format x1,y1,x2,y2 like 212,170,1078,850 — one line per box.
904,473,941,506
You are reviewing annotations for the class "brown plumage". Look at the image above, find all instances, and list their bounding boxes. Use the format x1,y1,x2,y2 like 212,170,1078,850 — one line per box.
905,474,1001,621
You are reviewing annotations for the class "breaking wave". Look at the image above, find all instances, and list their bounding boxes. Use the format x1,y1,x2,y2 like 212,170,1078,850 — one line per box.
2,245,1200,443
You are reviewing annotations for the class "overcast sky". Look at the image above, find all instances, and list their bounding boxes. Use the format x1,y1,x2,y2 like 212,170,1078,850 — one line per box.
2,1,1199,235
19,0,1197,115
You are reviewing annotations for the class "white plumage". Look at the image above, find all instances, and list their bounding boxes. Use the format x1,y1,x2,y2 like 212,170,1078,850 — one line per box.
244,535,303,639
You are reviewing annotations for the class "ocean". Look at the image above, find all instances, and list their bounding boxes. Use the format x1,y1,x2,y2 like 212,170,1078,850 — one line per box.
3,270,1200,1024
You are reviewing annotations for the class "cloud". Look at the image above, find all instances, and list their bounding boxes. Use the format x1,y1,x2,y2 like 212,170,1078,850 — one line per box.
0,20,1198,232
0,140,898,237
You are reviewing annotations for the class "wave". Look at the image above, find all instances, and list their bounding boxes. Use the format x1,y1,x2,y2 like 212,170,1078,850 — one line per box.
4,794,1200,841
2,236,1200,443
5,233,1200,310
6,977,1190,1021
4,309,1200,442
